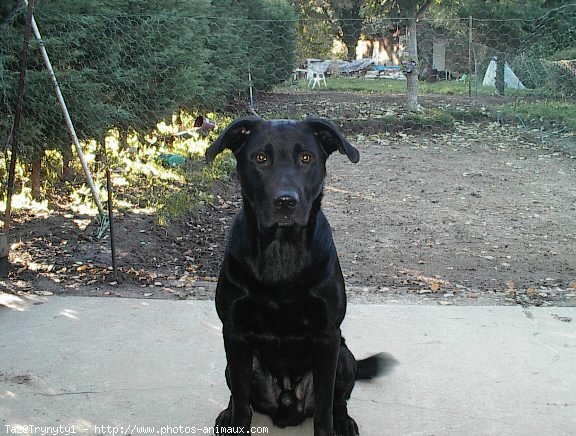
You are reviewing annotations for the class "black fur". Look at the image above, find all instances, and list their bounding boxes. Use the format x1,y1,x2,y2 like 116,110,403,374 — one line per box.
206,118,392,436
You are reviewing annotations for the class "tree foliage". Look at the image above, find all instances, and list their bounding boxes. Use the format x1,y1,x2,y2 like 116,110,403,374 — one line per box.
326,0,365,59
0,0,296,163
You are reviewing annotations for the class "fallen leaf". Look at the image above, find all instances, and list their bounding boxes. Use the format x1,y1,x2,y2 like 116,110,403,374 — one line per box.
431,282,440,292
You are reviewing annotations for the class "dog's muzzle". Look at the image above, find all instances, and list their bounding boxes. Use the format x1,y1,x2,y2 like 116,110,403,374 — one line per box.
271,191,303,226
273,191,299,211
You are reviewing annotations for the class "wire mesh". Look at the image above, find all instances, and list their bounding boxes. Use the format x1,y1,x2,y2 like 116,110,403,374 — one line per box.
1,3,575,196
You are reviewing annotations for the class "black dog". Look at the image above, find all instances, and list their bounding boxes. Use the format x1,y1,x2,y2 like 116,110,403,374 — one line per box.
206,117,390,436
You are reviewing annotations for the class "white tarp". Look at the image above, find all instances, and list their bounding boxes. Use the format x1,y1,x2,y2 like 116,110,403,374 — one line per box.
482,59,526,89
306,59,375,74
333,59,375,73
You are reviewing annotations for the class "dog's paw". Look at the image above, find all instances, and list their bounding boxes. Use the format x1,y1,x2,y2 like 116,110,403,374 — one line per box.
215,408,251,435
334,415,359,436
214,408,231,435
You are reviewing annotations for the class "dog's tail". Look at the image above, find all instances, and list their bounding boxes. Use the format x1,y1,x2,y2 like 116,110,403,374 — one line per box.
355,353,398,380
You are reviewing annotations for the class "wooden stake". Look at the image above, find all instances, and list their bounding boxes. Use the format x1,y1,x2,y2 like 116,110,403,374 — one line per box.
103,143,118,282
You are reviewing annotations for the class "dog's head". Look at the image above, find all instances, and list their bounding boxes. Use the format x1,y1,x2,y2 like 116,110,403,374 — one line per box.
206,117,359,228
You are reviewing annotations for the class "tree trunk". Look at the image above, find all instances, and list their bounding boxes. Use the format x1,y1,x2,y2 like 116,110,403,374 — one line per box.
93,134,105,175
62,143,74,181
340,21,362,61
30,156,42,201
367,40,374,59
495,56,505,96
406,17,419,111
119,128,129,151
382,38,396,64
176,110,184,131
334,1,363,61
346,43,356,60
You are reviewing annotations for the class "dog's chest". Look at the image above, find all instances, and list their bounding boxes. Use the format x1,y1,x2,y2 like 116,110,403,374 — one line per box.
232,296,328,344
256,239,311,284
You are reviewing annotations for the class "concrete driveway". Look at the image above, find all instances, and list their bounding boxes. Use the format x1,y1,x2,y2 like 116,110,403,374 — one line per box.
1,294,575,435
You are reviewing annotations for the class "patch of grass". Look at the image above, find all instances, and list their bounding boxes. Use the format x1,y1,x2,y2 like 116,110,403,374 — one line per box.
443,107,492,122
156,190,192,227
128,149,236,226
284,77,471,95
201,150,236,182
325,78,407,94
154,150,237,226
499,100,576,131
156,188,214,227
403,108,456,128
338,108,458,134
282,77,541,98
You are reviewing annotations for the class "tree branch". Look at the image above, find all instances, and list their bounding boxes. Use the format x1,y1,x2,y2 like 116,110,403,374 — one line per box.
416,0,435,20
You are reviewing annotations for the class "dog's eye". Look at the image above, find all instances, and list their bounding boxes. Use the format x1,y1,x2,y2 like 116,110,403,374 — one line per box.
255,152,268,163
300,152,313,164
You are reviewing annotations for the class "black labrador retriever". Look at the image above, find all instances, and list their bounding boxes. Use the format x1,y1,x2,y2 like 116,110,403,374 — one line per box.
206,117,390,436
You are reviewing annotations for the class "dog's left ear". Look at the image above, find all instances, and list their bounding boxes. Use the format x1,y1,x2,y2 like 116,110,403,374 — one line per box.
205,116,261,163
303,118,359,163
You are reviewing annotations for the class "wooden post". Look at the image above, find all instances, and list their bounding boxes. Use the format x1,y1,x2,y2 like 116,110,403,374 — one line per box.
4,0,35,234
468,16,473,98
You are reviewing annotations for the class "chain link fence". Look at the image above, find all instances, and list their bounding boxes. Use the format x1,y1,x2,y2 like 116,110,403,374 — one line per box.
1,4,575,200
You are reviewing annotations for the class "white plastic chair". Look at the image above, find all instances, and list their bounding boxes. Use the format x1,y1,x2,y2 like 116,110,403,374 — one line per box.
307,70,327,89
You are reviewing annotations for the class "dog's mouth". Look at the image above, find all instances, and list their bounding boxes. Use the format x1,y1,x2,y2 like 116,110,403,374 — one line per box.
279,214,292,226
265,210,308,228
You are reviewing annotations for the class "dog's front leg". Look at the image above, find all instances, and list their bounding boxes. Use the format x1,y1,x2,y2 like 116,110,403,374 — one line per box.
312,327,341,436
222,327,253,433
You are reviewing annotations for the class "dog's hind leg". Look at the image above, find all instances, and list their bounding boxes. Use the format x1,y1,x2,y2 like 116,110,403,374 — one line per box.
333,342,360,436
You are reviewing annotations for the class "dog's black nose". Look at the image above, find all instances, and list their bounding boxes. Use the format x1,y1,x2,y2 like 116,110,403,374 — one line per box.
274,192,299,210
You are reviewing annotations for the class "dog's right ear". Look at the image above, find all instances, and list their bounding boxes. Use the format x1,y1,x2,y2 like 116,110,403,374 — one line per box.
205,116,261,163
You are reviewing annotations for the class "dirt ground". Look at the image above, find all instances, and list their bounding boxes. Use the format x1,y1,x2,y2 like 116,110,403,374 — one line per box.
2,91,576,306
